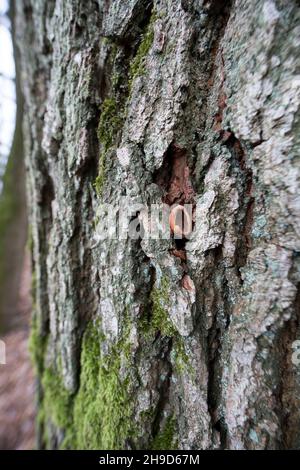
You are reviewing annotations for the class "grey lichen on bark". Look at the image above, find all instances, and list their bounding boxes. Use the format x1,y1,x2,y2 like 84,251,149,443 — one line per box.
15,0,300,449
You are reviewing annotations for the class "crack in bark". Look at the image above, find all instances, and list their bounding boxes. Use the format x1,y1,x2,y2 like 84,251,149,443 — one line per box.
213,44,255,281
154,143,195,282
221,132,255,278
204,244,229,448
151,338,173,444
193,0,233,448
277,260,300,448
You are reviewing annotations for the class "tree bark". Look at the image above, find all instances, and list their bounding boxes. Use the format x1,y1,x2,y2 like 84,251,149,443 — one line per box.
16,0,300,449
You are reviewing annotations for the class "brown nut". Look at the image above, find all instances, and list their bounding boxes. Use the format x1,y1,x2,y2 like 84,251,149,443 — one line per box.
169,205,192,238
182,274,195,292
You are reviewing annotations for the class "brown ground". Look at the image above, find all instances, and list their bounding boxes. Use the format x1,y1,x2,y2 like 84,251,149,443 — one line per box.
0,252,35,449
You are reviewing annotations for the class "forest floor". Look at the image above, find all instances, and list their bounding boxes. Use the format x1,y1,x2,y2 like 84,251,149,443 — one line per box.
0,252,35,449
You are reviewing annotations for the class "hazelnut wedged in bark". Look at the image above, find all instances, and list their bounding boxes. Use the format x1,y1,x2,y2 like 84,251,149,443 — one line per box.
169,205,192,238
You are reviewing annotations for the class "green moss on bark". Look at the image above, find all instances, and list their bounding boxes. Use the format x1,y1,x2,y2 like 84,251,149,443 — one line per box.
35,315,136,450
28,314,47,375
37,363,75,449
173,338,191,375
95,97,123,197
73,320,133,449
95,92,125,196
151,415,178,450
94,152,106,197
97,98,122,153
140,276,192,374
95,12,156,197
129,12,156,90
150,276,177,337
140,276,176,338
42,366,74,432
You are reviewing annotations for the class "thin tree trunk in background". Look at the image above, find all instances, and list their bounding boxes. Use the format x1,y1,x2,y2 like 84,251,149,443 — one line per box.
0,2,34,450
0,1,27,332
15,0,300,449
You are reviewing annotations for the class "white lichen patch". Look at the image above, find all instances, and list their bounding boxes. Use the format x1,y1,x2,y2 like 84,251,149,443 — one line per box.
117,146,130,167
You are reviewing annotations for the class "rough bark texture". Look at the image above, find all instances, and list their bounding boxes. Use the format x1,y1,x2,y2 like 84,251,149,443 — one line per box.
16,0,300,449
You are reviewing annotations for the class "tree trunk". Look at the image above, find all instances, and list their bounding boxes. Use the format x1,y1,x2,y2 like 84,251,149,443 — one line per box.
0,1,27,333
15,0,300,450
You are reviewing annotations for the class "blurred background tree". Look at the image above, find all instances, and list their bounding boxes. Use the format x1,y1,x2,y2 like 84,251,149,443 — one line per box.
0,0,27,333
0,0,34,450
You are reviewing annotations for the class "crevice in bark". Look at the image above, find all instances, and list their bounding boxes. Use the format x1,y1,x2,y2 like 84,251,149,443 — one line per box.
211,37,255,281
277,270,300,449
71,166,100,389
103,0,154,45
101,0,154,88
151,338,173,444
135,261,175,447
95,4,155,198
199,1,232,116
205,244,229,448
154,144,195,206
38,173,55,336
188,0,233,192
183,0,234,447
211,41,254,282
190,2,234,447
221,131,255,278
209,18,255,283
154,143,195,285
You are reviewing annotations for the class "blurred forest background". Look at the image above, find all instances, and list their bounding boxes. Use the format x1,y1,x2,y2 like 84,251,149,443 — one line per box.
0,0,35,450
